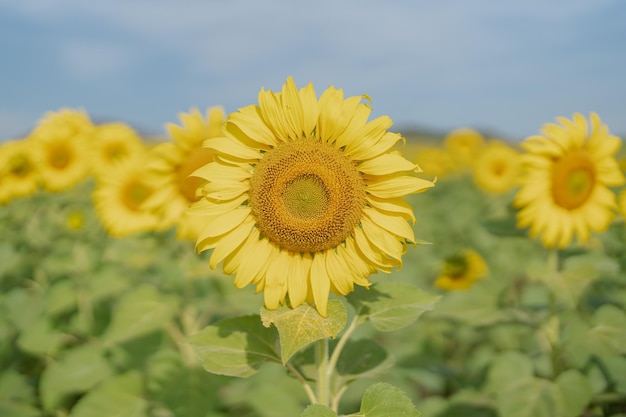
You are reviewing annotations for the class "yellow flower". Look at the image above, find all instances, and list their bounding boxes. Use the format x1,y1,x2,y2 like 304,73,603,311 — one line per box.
434,249,488,291
92,156,162,237
444,127,485,169
90,122,146,179
0,138,40,202
145,107,226,240
514,113,625,248
472,140,521,194
66,211,85,231
191,77,434,316
414,145,454,179
30,108,95,192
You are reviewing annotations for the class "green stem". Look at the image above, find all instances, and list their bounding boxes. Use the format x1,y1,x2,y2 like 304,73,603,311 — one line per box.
315,338,330,407
328,315,359,376
285,363,317,405
547,248,560,378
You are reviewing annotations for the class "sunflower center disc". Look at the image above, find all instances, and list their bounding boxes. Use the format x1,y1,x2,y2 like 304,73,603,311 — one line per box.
551,151,596,210
50,144,72,169
122,180,153,212
249,139,366,253
282,174,330,220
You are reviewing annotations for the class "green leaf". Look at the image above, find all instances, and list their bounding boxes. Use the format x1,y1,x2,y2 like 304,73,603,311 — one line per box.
482,216,526,237
187,315,280,377
348,282,440,331
589,304,626,355
3,288,44,332
102,285,179,346
261,300,347,363
555,369,593,417
495,377,563,417
348,382,420,417
146,349,228,417
45,279,77,316
16,317,66,356
336,339,394,382
485,351,534,394
0,402,41,417
40,344,113,412
602,355,626,394
0,369,36,404
69,371,147,417
301,404,337,417
431,289,512,326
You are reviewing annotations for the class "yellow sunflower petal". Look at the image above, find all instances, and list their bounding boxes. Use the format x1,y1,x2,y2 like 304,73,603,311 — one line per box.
310,254,331,317
264,250,290,309
367,176,434,198
288,252,312,308
325,249,354,295
203,137,262,160
207,217,256,268
226,105,278,148
363,206,415,243
358,152,417,175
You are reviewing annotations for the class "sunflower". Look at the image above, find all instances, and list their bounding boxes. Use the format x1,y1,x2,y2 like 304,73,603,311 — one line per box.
30,108,95,192
90,122,147,180
0,138,40,202
414,145,455,180
514,113,625,248
444,127,485,170
92,155,162,237
434,249,488,291
190,77,434,316
472,140,521,194
145,107,226,240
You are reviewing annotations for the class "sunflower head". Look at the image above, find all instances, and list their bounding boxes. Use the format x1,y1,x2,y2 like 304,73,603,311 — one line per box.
0,138,40,200
434,249,488,291
444,127,485,169
30,108,95,192
514,113,625,248
472,140,521,194
92,155,162,237
91,122,147,179
191,77,434,315
414,146,455,179
144,107,226,240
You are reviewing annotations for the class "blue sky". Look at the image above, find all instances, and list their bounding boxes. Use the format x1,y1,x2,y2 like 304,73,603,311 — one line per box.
1,0,625,141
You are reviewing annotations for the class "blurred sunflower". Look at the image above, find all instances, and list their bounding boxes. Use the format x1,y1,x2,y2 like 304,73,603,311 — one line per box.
434,249,488,291
30,108,94,192
514,113,624,248
145,107,226,240
65,210,86,231
472,140,521,194
414,146,454,179
92,156,161,237
90,122,146,180
191,77,434,316
444,127,485,170
0,138,40,202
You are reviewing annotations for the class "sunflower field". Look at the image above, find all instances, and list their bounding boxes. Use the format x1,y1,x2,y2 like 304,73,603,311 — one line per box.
1,79,626,417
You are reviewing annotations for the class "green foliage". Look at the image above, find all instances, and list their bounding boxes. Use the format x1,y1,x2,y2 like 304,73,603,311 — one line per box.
188,315,280,377
348,281,440,331
261,301,347,363
347,382,420,417
2,172,626,416
301,404,337,417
